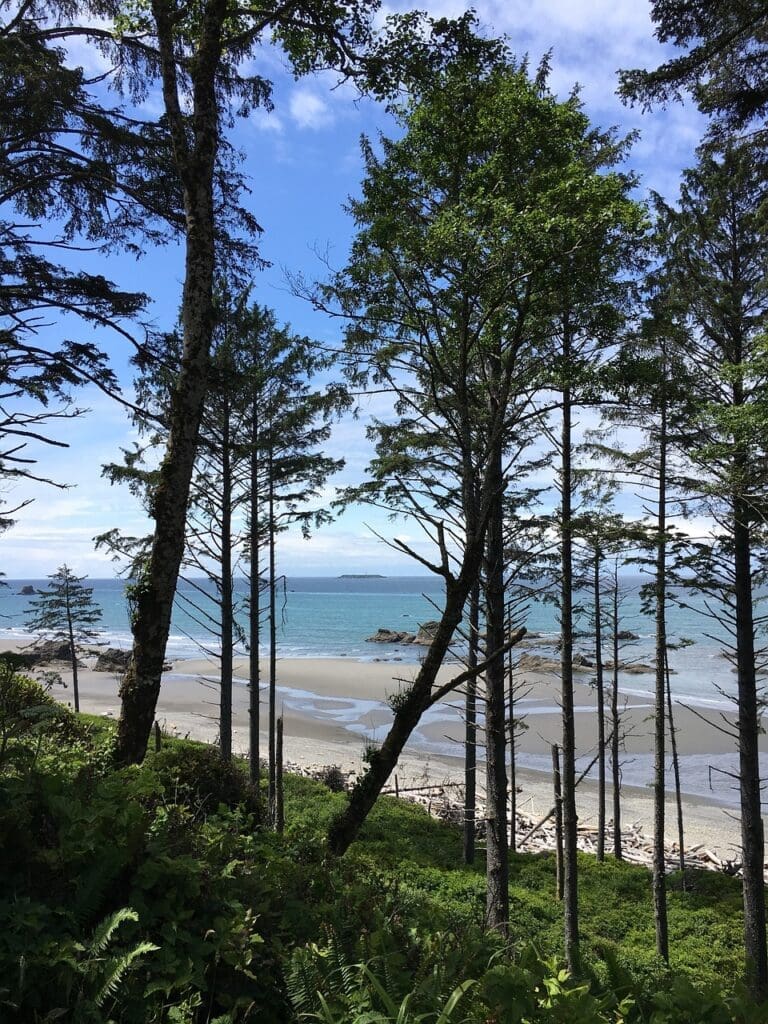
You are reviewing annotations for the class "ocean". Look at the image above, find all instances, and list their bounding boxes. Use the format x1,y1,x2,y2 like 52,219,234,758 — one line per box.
0,573,750,711
3,574,765,807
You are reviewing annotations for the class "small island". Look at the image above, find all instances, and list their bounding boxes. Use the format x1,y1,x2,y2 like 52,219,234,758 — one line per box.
337,573,386,579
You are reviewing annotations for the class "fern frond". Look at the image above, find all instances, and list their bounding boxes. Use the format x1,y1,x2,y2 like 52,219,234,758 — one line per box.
94,942,158,1007
90,908,138,954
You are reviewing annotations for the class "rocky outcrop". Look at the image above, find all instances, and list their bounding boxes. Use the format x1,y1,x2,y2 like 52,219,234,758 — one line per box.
413,620,440,644
27,640,75,664
19,585,35,595
93,648,132,672
616,630,640,641
366,628,411,644
366,620,442,645
516,653,593,674
604,660,664,675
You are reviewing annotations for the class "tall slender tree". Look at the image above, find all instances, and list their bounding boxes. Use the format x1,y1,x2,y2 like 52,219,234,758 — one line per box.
316,40,643,891
33,0,380,767
661,144,768,997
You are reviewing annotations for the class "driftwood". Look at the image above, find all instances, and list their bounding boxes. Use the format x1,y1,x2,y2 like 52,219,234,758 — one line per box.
282,759,759,881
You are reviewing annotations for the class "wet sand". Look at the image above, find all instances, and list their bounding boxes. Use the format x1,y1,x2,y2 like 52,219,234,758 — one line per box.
4,641,758,860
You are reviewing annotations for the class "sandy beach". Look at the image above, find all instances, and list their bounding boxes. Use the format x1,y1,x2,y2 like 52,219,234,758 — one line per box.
4,638,759,862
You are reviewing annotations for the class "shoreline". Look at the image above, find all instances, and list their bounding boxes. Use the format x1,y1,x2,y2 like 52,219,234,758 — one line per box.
3,640,759,861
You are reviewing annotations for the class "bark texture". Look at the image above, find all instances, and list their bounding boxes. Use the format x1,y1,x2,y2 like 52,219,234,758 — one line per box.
652,397,669,963
116,0,226,765
463,583,480,865
593,551,605,861
734,500,768,996
484,459,509,932
560,361,580,973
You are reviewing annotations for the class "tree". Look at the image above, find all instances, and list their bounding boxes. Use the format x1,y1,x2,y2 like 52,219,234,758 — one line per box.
660,143,768,998
0,4,165,529
539,181,643,973
571,487,628,864
619,1,768,144
241,303,348,817
24,565,102,712
592,288,697,958
316,41,642,915
35,0,381,766
101,294,346,781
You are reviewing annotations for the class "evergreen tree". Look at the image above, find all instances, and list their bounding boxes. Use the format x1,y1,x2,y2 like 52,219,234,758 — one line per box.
25,565,102,713
242,304,349,819
661,143,768,997
619,1,768,144
317,38,642,890
0,4,164,526
40,0,383,766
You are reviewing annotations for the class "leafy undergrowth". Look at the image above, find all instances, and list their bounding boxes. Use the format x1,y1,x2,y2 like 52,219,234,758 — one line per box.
0,660,762,1022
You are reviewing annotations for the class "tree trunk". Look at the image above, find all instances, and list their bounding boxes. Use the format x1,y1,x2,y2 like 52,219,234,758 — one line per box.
484,456,509,933
653,391,669,964
248,396,261,787
115,1,225,765
508,642,517,855
275,713,284,834
219,386,233,762
593,549,605,862
560,355,580,974
552,743,564,901
611,561,622,860
464,582,480,865
665,647,685,877
327,570,522,857
734,498,768,997
268,450,277,823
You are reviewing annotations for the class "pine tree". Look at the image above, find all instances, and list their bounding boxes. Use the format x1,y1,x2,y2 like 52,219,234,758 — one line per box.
25,566,102,713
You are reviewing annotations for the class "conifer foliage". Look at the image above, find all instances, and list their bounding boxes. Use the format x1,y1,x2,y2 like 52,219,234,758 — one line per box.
25,565,102,713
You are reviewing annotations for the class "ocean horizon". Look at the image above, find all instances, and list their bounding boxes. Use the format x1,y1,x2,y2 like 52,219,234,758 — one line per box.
0,573,754,713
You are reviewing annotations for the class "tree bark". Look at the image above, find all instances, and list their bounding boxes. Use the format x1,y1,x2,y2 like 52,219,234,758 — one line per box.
275,714,284,834
219,384,233,762
248,393,261,787
115,0,226,765
665,647,685,877
653,385,669,964
552,743,564,902
508,643,517,855
593,549,605,861
560,341,580,974
611,561,622,860
484,454,509,933
463,582,480,865
268,450,277,823
734,497,768,997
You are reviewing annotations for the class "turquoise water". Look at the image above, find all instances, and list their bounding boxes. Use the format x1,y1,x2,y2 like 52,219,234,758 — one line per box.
5,574,765,807
0,573,749,710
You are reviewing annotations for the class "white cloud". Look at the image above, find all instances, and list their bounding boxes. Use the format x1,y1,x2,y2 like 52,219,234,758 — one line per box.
251,107,285,134
289,88,334,130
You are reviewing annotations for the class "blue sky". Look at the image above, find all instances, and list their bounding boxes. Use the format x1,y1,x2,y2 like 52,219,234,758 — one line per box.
3,1,707,579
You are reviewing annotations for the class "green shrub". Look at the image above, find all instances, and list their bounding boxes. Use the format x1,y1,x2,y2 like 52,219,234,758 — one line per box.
0,655,87,771
145,740,259,815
